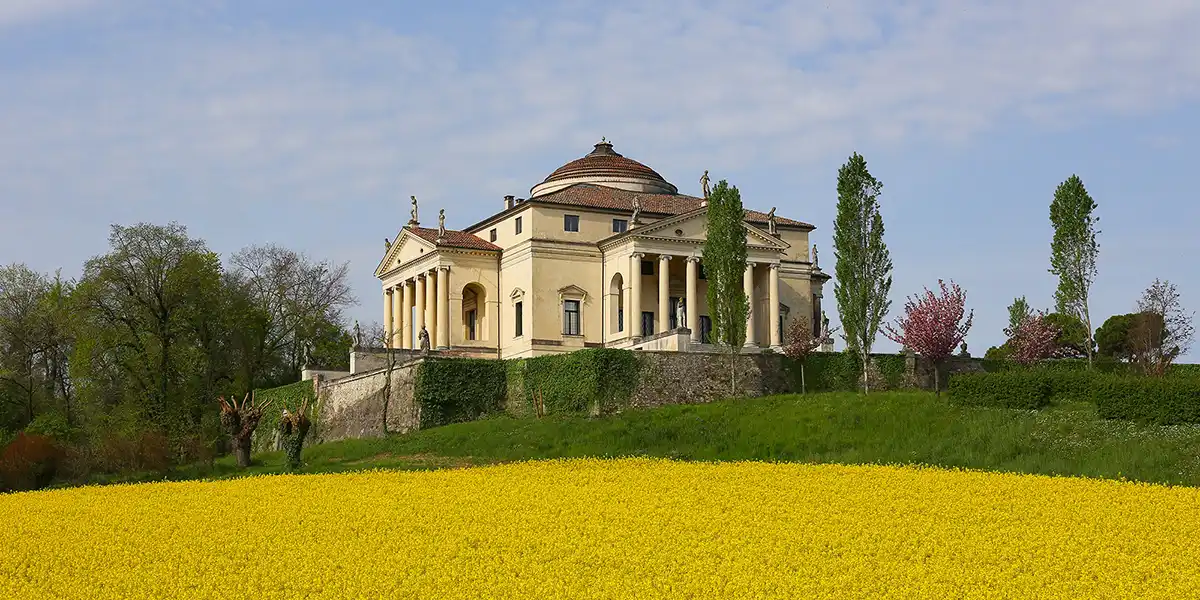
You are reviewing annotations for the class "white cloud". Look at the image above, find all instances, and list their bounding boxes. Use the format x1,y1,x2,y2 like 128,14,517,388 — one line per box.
0,0,101,29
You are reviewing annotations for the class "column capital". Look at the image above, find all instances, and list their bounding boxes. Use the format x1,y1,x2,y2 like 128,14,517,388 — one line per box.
746,261,757,269
437,265,451,272
385,287,394,296
686,256,701,264
417,272,427,280
631,252,645,259
768,262,781,271
659,254,672,262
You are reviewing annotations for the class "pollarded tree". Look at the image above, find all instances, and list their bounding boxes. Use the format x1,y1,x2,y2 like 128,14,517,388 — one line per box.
1004,311,1060,366
833,152,893,393
782,315,839,394
1048,175,1100,368
217,392,275,468
703,179,750,394
882,280,974,395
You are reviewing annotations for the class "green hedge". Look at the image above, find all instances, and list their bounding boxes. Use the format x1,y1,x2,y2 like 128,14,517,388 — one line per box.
1093,376,1200,425
948,372,1052,410
783,352,910,392
512,348,641,415
252,380,317,453
413,358,508,428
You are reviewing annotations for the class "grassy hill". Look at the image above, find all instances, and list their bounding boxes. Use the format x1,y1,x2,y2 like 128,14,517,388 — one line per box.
91,391,1200,489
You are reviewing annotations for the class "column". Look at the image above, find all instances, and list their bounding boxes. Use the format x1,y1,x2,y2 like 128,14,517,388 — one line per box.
392,284,403,349
414,275,426,343
630,253,644,338
744,262,757,347
424,269,437,343
383,288,394,349
401,281,413,349
657,255,671,334
686,257,700,342
768,263,781,349
436,266,450,349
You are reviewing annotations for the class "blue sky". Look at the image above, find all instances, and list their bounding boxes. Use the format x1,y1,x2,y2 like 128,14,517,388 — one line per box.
3,0,1199,360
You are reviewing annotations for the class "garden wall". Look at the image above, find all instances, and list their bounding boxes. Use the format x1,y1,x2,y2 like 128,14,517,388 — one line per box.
313,360,421,443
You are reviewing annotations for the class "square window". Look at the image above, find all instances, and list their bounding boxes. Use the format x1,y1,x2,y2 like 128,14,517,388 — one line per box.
489,228,497,242
563,300,581,335
640,260,654,276
564,215,580,232
515,216,522,234
612,218,628,233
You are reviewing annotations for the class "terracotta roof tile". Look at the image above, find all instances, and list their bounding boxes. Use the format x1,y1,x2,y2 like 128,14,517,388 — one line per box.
409,227,500,251
530,184,814,229
541,142,670,187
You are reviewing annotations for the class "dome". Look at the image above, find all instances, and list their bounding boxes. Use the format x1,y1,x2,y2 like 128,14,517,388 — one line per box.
529,140,678,198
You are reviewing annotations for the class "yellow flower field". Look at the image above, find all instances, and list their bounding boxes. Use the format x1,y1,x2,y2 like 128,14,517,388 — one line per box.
3,458,1199,599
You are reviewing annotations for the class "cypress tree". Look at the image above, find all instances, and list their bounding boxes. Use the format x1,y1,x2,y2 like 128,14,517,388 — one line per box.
1048,174,1100,368
703,179,749,394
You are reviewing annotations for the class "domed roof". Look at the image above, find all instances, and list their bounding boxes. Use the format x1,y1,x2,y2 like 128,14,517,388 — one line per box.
530,140,678,198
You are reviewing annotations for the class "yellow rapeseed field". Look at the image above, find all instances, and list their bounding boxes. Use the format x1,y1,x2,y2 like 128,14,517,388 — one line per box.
3,458,1199,599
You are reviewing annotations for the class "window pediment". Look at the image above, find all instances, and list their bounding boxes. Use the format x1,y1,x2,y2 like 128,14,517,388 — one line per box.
558,284,588,302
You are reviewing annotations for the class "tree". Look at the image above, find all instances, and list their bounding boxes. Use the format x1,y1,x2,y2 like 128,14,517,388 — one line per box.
1043,312,1092,359
832,152,892,392
1004,312,1060,366
882,280,973,395
1095,313,1136,360
1007,297,1032,334
1048,175,1100,368
216,392,274,468
1131,279,1195,377
703,179,749,394
782,316,838,394
279,397,313,471
0,264,53,428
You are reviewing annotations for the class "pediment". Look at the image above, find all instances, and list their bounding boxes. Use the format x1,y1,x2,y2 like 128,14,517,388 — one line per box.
557,284,588,302
627,208,790,250
374,228,436,277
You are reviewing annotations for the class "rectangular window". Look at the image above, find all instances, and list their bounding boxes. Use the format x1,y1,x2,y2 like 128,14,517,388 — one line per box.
699,316,712,344
515,301,523,337
466,309,477,340
641,311,654,337
612,218,628,233
698,263,707,280
489,228,497,242
564,215,580,232
563,300,581,335
618,308,624,332
515,216,522,234
640,260,654,276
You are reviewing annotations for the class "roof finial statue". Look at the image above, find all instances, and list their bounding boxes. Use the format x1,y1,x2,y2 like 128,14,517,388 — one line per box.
766,207,778,236
812,243,819,269
700,170,711,199
353,320,362,348
631,195,643,225
408,195,419,227
601,136,607,144
437,209,446,240
384,237,391,251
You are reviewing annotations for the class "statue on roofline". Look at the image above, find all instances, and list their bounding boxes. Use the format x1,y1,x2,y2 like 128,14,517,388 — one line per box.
700,170,711,199
438,209,446,239
384,237,391,251
631,195,643,225
418,327,431,352
812,244,819,269
766,207,778,236
409,195,419,226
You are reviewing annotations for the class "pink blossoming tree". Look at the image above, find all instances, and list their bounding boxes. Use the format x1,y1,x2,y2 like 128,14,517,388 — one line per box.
883,280,974,394
1004,311,1060,366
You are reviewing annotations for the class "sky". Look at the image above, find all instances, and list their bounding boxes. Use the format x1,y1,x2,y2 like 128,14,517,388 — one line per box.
2,0,1199,360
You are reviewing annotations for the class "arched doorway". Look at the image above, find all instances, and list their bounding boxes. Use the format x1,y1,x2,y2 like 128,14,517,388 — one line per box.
609,272,625,335
462,283,487,342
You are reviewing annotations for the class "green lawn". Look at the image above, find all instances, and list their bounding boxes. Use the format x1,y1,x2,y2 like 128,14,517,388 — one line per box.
91,391,1200,488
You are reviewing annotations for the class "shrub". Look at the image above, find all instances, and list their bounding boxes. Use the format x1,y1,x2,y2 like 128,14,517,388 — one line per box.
92,431,172,474
0,433,63,492
23,412,79,444
948,372,1052,410
784,352,908,393
514,349,641,416
415,358,508,428
1093,376,1200,426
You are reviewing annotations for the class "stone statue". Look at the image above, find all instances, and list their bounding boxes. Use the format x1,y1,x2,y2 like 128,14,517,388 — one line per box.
409,195,419,226
418,327,431,351
820,310,830,338
766,207,778,236
353,320,362,348
301,341,312,367
700,170,711,199
676,297,686,330
631,195,643,225
384,237,391,251
437,209,446,239
812,244,819,269
959,341,970,357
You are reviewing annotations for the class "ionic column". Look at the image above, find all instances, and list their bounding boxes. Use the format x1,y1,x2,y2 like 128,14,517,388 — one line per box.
392,284,403,349
415,275,427,343
400,281,412,349
744,262,757,347
768,263,782,350
657,255,671,334
424,269,437,343
436,266,450,349
630,253,644,337
384,288,394,349
686,257,700,342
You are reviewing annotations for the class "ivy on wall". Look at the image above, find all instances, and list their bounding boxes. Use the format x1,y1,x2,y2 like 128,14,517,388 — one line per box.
508,349,642,416
413,358,507,429
251,380,317,453
781,352,910,393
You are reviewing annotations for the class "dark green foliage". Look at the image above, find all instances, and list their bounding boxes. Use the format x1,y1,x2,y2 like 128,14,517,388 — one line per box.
280,414,311,470
1093,376,1200,425
832,152,893,391
252,380,317,453
702,179,749,393
23,412,79,444
948,372,1052,409
413,358,508,428
1095,313,1136,360
1044,312,1092,358
983,345,1011,362
1007,296,1032,333
1048,174,1099,366
782,352,908,392
511,349,642,415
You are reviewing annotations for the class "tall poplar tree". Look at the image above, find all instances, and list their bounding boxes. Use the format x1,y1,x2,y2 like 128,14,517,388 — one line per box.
1048,174,1099,368
832,152,892,392
703,179,749,394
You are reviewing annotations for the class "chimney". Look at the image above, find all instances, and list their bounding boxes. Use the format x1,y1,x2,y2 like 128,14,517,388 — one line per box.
504,195,515,210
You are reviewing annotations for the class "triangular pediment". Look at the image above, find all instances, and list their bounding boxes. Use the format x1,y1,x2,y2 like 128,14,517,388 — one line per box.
557,284,589,302
623,208,790,250
374,227,436,278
